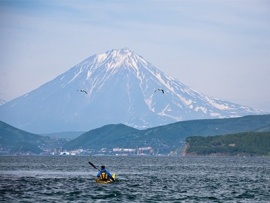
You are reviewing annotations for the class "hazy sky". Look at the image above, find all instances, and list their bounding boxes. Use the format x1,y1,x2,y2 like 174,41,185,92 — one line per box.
0,0,269,112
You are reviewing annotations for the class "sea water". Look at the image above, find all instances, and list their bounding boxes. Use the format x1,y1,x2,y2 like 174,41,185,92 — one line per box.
0,156,269,202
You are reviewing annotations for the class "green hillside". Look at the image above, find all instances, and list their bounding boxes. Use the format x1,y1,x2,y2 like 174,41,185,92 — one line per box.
2,114,269,155
64,124,140,150
185,132,270,156
64,114,270,154
0,121,67,155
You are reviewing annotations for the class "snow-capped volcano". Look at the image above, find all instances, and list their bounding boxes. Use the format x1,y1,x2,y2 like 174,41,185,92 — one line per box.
0,48,262,133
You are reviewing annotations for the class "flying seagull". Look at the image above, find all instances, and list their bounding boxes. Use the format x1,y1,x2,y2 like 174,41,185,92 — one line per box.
155,88,164,94
77,89,88,94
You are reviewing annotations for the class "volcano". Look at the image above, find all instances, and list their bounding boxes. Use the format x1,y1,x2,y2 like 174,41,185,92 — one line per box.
0,48,261,133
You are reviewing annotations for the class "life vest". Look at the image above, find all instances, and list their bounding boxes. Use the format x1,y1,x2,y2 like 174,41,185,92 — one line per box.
99,171,109,180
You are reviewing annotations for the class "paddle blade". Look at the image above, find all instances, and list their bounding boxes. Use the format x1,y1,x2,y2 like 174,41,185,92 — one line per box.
88,161,99,171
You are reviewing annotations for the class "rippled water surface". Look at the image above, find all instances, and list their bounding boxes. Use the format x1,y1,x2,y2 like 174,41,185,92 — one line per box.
0,156,270,202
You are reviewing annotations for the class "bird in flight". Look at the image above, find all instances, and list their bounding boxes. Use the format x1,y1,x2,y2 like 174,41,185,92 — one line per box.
155,88,164,94
77,89,88,94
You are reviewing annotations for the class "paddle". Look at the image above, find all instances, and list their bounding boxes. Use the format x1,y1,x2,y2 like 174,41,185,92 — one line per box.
88,161,100,171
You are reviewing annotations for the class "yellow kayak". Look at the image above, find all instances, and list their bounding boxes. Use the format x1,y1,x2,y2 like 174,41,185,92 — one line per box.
96,173,116,184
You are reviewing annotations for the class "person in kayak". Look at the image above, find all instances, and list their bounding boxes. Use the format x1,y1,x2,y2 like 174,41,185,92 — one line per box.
97,165,115,181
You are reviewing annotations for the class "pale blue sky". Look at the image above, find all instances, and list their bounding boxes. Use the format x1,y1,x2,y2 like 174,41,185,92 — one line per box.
0,0,270,112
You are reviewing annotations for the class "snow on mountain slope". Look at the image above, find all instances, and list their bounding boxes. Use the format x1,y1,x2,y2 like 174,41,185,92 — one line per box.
0,99,6,106
0,48,262,133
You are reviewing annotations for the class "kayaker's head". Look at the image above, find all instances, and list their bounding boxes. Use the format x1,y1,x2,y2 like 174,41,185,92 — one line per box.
101,165,105,170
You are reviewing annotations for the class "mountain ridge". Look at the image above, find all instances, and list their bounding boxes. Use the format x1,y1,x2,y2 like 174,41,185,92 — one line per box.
0,120,67,155
1,114,269,155
64,114,270,154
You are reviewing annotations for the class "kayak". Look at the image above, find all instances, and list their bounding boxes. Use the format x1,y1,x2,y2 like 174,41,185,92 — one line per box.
96,173,116,184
